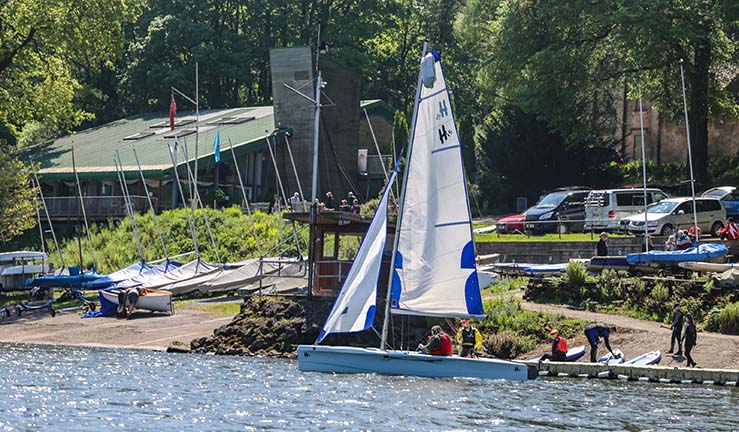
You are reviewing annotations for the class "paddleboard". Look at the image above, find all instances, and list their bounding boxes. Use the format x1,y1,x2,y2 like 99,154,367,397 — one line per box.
565,345,586,362
473,225,497,234
623,350,661,365
598,349,624,365
677,262,739,273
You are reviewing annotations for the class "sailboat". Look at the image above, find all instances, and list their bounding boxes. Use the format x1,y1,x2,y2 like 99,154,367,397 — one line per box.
297,45,534,381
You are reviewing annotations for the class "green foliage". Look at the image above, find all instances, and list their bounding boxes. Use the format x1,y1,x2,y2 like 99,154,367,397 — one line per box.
0,145,37,242
564,261,588,287
484,331,535,360
52,207,306,273
650,283,670,303
717,302,739,335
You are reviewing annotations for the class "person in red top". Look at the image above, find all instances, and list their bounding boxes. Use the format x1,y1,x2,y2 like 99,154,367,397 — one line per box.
720,217,739,240
417,325,453,356
539,329,567,362
688,225,702,243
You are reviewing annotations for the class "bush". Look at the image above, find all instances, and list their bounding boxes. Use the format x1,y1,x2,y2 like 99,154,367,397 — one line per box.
650,283,670,303
717,302,739,335
564,260,587,286
484,331,535,359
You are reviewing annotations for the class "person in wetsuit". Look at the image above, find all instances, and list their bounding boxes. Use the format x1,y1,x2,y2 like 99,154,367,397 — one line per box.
539,329,568,362
682,313,698,367
456,319,483,358
417,325,453,356
668,302,684,355
584,322,618,362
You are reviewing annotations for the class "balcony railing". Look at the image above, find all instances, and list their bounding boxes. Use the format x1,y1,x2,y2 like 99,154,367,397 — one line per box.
43,196,155,221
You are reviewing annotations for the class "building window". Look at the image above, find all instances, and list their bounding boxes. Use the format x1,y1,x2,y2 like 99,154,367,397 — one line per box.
633,135,644,159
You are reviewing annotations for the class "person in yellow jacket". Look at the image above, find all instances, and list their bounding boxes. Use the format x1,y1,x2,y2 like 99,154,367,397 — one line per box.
456,319,483,358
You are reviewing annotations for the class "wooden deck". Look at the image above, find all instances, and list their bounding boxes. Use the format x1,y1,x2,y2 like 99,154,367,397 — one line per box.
523,361,739,385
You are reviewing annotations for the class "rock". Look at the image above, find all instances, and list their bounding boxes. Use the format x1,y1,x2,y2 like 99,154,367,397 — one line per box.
166,340,192,354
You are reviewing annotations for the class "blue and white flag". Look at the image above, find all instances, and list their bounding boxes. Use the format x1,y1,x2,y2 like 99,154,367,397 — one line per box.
213,131,221,163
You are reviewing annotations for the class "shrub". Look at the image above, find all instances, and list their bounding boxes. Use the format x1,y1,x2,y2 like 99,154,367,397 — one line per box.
484,331,535,359
564,260,587,286
718,302,739,335
650,283,670,303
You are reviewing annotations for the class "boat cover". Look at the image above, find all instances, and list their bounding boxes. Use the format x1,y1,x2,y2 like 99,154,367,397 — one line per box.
113,260,183,288
117,259,219,293
626,243,728,265
25,267,104,289
83,261,151,289
199,257,299,295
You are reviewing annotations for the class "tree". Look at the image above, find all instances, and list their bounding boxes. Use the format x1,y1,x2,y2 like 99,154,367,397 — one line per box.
0,0,142,135
0,144,37,242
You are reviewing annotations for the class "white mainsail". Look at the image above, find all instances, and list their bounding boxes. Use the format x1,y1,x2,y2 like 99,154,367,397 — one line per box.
390,52,484,318
317,170,397,343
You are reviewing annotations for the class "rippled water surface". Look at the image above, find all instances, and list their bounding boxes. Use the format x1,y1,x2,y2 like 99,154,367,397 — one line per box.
0,343,737,431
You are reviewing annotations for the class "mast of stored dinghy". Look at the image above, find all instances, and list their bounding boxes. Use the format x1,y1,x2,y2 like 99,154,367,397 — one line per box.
637,81,650,249
679,59,700,243
380,42,427,350
133,147,169,261
71,146,97,270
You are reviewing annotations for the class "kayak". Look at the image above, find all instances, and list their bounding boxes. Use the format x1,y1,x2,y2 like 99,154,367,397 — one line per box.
677,261,739,273
523,263,568,275
598,349,624,365
623,350,661,365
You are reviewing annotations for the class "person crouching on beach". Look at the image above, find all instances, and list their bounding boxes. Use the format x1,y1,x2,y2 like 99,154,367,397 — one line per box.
539,329,567,362
584,322,619,362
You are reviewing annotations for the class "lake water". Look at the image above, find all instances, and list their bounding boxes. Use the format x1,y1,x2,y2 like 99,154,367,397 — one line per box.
0,343,737,431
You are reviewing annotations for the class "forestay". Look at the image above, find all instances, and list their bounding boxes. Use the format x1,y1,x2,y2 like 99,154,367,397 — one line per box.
317,170,397,343
391,52,483,318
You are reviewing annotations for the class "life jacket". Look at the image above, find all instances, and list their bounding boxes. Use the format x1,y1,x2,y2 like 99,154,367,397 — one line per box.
552,336,568,354
430,333,453,356
723,222,739,240
459,327,478,347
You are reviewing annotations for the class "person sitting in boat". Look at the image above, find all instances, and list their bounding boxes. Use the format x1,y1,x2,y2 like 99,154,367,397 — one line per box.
719,217,739,241
595,232,609,256
539,328,567,362
350,199,361,214
584,322,619,363
417,325,453,356
456,319,483,358
688,225,702,243
675,230,692,250
664,234,677,251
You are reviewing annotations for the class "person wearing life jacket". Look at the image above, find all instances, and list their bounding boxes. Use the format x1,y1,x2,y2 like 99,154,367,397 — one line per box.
456,318,483,358
417,325,453,356
539,329,568,362
720,217,739,241
584,322,619,362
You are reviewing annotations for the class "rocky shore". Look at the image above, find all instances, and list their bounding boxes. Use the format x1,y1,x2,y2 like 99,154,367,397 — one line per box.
189,295,429,358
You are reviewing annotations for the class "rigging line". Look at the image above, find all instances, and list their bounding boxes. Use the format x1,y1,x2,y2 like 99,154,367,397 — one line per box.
363,107,389,183
133,147,169,260
283,135,307,212
180,140,222,264
113,153,145,262
31,165,64,269
71,146,97,270
265,136,285,247
266,136,303,258
166,140,200,259
228,139,263,258
33,177,45,256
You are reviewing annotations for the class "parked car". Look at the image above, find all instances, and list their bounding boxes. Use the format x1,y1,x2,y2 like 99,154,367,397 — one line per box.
702,186,739,218
496,214,526,234
622,197,726,237
524,187,591,234
584,188,669,231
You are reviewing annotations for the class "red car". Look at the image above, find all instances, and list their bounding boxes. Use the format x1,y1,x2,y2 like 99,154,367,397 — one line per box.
496,214,525,234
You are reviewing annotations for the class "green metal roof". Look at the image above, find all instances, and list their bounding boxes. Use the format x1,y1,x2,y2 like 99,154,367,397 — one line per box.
31,106,277,180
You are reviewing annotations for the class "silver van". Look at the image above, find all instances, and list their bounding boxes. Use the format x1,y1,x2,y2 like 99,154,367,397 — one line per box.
584,188,669,231
622,197,726,237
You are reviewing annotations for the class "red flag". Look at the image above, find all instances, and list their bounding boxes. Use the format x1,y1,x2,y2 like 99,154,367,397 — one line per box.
169,95,177,131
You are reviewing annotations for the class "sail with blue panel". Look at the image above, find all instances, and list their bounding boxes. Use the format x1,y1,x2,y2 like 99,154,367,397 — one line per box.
390,51,484,319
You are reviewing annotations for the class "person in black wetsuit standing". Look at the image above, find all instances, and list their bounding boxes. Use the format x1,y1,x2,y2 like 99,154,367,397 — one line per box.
584,322,618,362
682,313,697,367
595,232,609,256
668,302,684,355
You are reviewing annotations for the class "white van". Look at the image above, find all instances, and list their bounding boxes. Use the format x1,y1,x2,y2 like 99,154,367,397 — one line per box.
584,188,669,231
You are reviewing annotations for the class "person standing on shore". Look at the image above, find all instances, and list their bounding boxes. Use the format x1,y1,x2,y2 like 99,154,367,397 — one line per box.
595,232,609,256
584,322,618,362
682,313,698,367
668,302,684,355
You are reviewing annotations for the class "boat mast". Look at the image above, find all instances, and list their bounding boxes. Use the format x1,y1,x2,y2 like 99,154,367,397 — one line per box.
228,139,263,258
380,42,427,350
114,151,145,262
637,81,650,249
166,140,200,259
133,147,169,261
32,167,64,269
679,59,700,242
71,146,97,270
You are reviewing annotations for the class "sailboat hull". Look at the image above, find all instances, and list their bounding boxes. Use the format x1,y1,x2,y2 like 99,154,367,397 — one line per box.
297,345,535,381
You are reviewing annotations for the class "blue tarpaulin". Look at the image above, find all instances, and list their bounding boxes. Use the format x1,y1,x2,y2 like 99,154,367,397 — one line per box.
26,269,104,289
626,243,728,265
